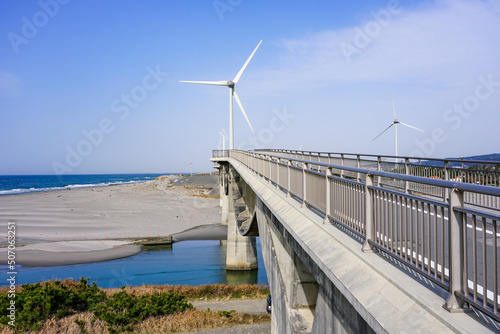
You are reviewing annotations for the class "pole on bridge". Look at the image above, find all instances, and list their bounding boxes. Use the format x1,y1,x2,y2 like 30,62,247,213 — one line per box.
444,188,469,312
287,160,291,197
404,158,410,194
444,161,451,202
362,174,376,252
302,162,308,207
324,167,331,224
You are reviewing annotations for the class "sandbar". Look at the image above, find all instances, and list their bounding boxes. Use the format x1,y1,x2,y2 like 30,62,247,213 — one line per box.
0,175,224,267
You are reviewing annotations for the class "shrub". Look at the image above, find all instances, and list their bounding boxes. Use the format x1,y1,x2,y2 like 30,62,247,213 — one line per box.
92,289,192,333
0,278,192,333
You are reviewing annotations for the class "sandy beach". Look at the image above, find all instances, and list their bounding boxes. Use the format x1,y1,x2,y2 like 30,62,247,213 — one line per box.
0,175,223,267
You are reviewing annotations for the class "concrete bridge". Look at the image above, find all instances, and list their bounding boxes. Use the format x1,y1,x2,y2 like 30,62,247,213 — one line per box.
212,149,500,333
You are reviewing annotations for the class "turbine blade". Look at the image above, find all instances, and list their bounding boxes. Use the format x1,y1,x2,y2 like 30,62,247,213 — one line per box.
399,121,424,132
372,123,394,141
391,94,397,119
233,40,262,84
233,90,255,133
179,80,229,86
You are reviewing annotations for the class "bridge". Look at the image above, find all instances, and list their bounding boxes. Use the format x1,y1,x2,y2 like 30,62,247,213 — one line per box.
211,149,500,333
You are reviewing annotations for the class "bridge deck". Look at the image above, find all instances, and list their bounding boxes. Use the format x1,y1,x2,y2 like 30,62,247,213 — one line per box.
223,156,498,333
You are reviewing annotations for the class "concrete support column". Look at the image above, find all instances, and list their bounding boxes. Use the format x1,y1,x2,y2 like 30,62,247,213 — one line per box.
219,163,229,226
311,282,374,334
256,197,318,333
225,167,258,270
311,286,335,333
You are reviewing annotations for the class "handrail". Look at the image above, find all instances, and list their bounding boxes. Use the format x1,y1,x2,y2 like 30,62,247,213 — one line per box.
252,148,500,210
247,150,500,196
212,148,500,323
256,148,500,166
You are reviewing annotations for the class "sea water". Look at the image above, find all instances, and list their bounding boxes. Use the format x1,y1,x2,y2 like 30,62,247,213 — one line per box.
0,174,164,196
0,240,267,288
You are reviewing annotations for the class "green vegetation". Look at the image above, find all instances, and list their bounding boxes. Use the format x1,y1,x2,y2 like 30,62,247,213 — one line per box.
105,282,270,301
0,278,192,333
0,280,270,333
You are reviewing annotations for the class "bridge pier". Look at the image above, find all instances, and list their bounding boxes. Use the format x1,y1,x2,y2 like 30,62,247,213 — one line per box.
257,198,319,333
218,164,229,226
223,163,258,270
256,196,379,334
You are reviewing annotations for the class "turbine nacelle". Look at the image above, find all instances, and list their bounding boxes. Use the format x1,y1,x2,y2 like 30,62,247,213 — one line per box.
372,96,424,157
180,40,262,149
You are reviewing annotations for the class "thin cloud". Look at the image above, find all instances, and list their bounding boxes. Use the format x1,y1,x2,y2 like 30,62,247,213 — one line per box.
262,0,500,90
0,72,22,97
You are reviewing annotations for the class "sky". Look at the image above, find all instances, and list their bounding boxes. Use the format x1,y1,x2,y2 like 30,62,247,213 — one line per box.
1,0,499,175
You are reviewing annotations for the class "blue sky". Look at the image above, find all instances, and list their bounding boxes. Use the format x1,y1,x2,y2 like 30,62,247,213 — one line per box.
1,0,499,174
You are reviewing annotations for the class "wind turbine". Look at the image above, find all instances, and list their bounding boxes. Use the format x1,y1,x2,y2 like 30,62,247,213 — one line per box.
180,40,262,149
372,96,424,157
218,129,228,151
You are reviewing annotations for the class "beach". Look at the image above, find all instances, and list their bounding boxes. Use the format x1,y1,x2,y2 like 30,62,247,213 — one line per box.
0,175,223,267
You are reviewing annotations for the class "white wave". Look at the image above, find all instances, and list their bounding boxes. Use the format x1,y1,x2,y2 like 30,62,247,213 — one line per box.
0,178,151,196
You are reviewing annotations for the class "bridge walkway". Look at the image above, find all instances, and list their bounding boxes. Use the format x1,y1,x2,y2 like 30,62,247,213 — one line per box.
218,156,499,333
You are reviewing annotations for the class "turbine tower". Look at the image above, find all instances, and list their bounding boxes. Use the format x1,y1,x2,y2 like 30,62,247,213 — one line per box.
373,96,424,157
180,40,262,149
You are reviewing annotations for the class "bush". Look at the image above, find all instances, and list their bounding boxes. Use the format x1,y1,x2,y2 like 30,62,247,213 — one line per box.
92,289,192,333
0,278,106,331
0,278,192,333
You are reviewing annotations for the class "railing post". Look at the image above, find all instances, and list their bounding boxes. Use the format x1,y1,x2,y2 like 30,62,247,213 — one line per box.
268,156,272,184
302,162,308,207
362,174,376,252
287,160,291,197
444,188,469,312
276,158,280,189
324,167,331,223
340,154,344,178
377,156,382,186
357,155,361,182
405,158,410,194
444,161,450,202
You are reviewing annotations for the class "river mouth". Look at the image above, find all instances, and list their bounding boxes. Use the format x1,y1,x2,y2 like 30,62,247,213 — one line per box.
0,240,267,288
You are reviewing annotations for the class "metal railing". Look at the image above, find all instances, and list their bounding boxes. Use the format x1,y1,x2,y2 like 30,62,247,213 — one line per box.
212,149,500,323
212,150,229,158
257,149,500,211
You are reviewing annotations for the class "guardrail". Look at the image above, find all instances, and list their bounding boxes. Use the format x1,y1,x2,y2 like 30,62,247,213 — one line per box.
256,149,500,211
212,149,500,323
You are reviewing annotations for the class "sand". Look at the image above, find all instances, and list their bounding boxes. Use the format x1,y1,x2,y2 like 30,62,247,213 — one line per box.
0,175,223,267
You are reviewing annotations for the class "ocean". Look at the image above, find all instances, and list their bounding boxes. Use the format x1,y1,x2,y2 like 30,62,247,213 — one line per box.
0,174,268,287
0,173,165,196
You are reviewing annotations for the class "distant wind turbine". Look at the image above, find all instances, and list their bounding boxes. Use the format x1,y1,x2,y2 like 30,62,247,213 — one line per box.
180,40,262,149
218,129,228,151
372,96,424,157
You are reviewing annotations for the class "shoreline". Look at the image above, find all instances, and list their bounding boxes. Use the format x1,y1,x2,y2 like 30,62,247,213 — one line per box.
0,241,143,267
0,175,224,267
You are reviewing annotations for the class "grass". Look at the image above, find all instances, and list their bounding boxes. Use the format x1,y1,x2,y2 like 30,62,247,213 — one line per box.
0,280,270,334
105,283,270,301
0,310,270,334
